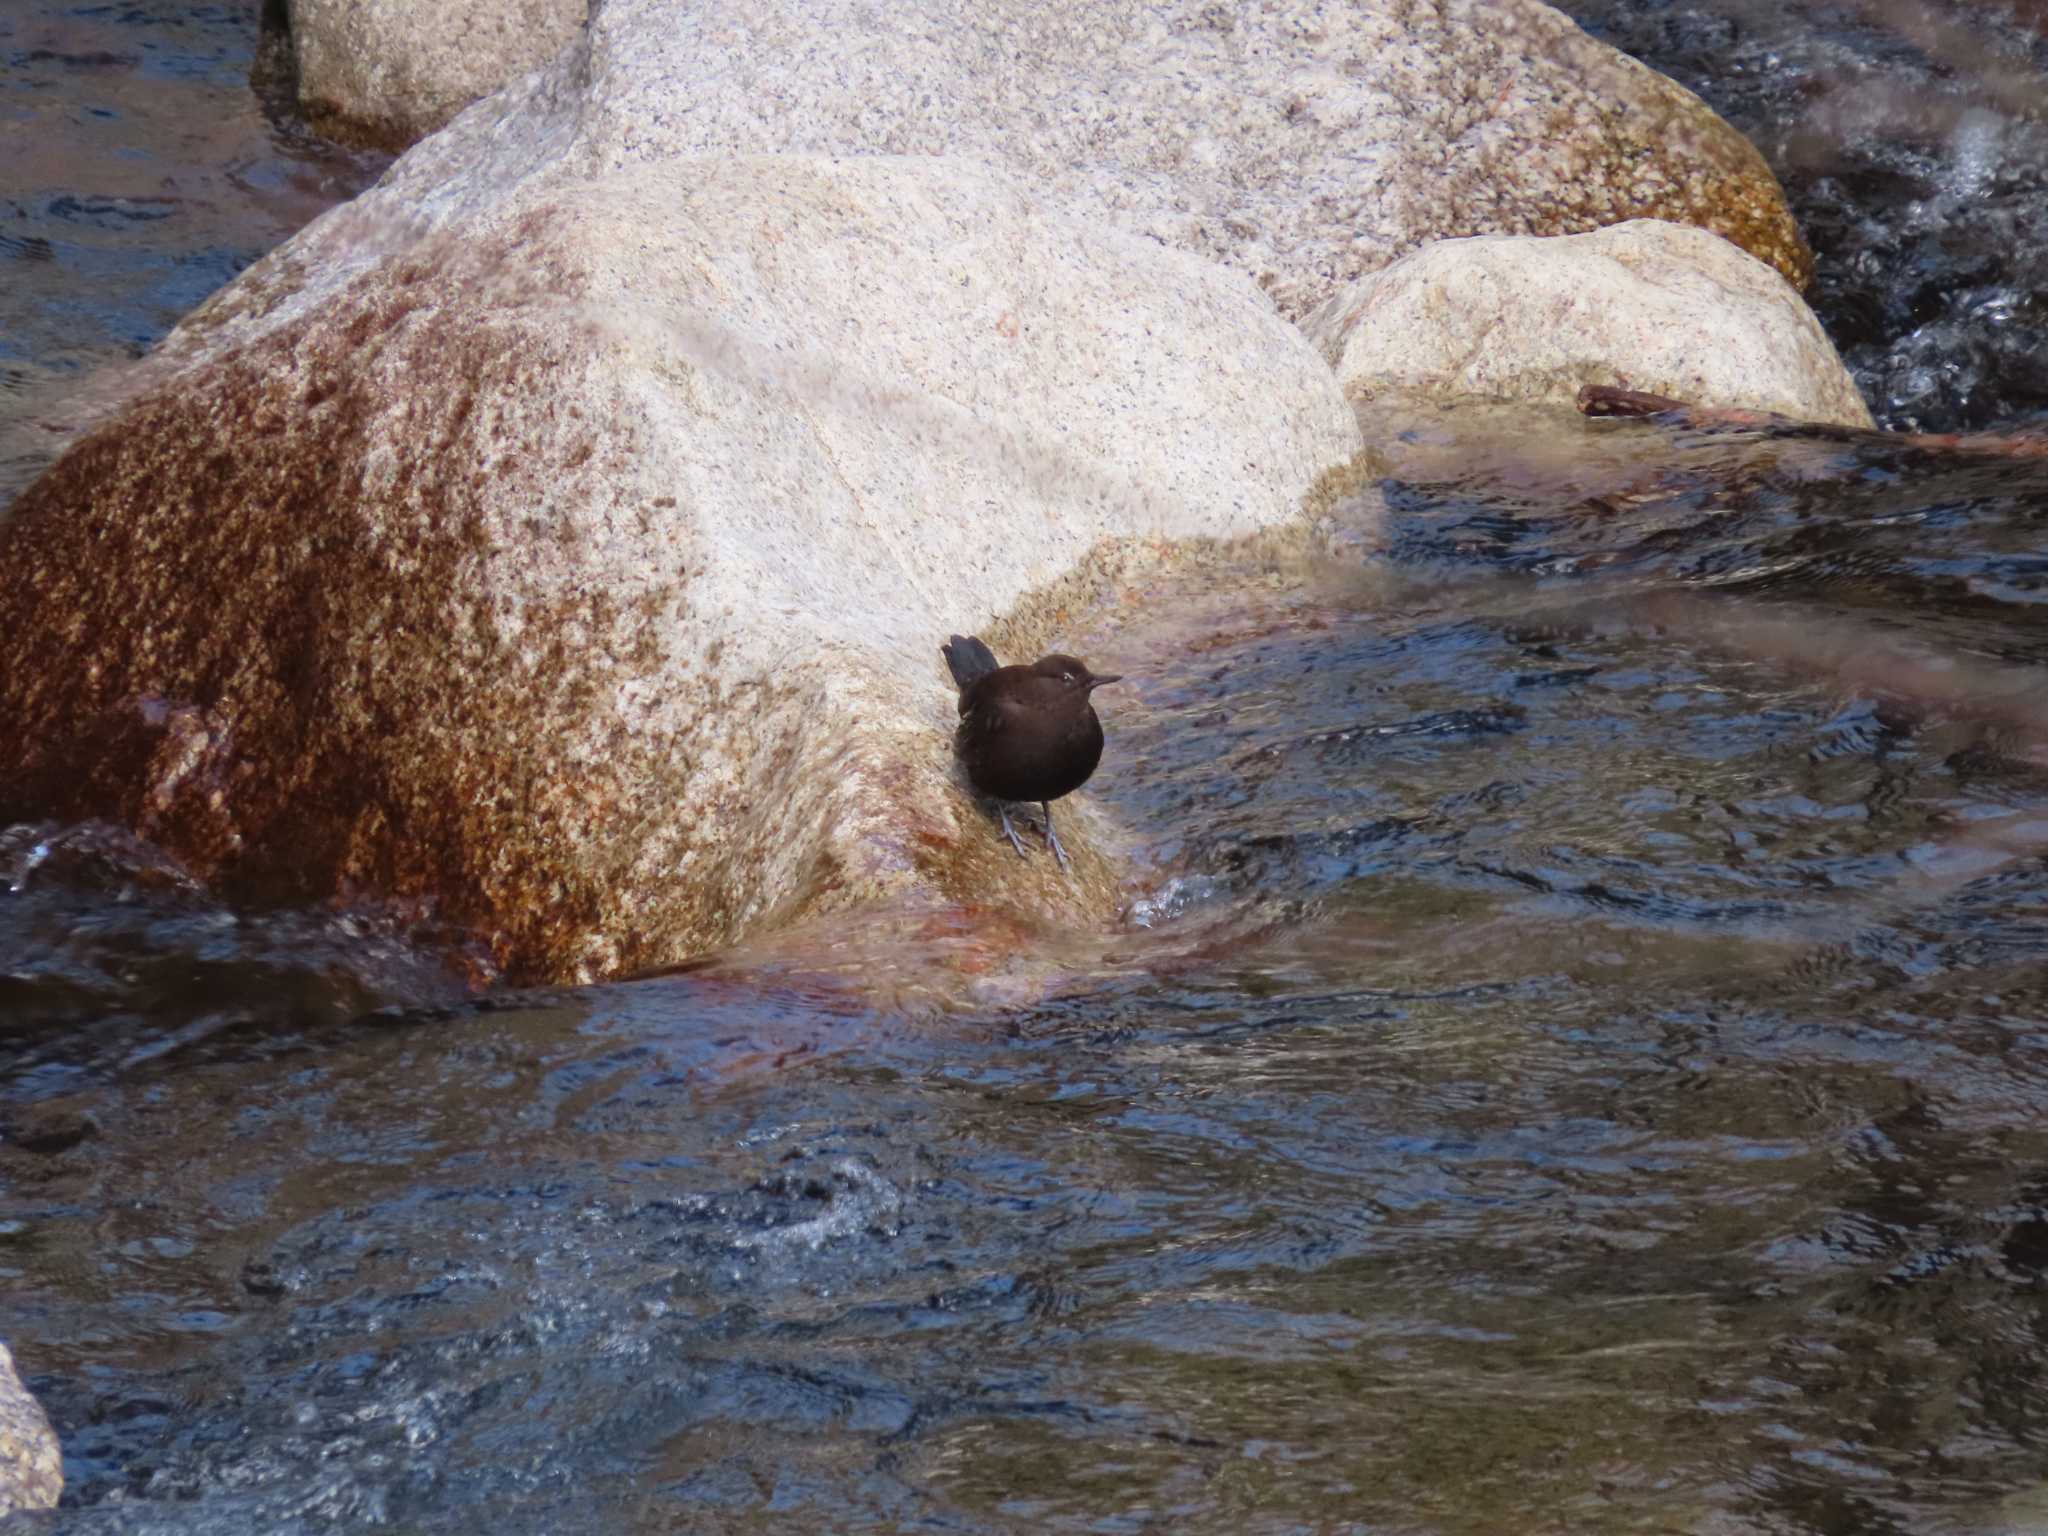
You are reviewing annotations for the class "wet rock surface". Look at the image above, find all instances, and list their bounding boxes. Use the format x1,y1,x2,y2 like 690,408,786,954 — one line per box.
1307,219,1872,427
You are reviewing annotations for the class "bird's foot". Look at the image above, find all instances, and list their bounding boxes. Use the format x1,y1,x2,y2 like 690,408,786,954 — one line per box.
1041,801,1071,871
998,804,1030,860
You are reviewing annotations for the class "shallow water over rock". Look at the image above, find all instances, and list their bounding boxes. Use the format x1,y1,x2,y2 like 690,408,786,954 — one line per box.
11,413,2048,1530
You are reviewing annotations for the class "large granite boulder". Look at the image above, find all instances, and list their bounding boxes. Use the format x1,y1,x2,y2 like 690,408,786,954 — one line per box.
1304,221,1874,429
282,0,1810,311
0,1341,60,1517
0,154,1360,983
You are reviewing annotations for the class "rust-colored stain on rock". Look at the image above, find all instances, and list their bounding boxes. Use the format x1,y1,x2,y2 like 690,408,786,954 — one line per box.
0,235,704,982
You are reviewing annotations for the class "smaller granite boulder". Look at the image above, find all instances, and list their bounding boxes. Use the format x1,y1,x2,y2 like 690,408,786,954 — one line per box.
289,0,586,151
0,1340,61,1517
1303,220,1873,430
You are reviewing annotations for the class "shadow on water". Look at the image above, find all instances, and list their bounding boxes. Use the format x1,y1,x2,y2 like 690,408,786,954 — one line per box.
11,412,2048,1531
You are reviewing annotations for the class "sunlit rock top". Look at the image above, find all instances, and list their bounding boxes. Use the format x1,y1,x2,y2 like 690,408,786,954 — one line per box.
1307,220,1874,428
284,0,1811,313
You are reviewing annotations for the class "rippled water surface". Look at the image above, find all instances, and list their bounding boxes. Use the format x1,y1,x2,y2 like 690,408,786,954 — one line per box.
11,412,2048,1532
0,0,385,505
12,3,2048,1534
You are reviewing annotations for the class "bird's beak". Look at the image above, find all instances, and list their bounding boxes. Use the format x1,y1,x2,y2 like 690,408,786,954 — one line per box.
1088,673,1123,689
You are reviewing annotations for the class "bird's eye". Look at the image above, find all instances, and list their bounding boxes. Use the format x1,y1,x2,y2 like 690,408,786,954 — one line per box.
1062,671,1076,685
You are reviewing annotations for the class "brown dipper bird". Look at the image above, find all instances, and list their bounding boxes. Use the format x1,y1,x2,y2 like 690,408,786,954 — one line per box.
942,634,1121,869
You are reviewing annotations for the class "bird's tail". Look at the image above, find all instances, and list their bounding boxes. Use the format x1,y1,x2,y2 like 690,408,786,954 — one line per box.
942,634,1000,689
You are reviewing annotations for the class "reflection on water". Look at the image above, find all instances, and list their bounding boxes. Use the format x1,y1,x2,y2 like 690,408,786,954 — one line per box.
10,414,2048,1531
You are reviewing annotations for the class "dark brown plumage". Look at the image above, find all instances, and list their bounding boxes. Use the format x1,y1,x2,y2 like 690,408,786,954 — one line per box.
941,634,1122,867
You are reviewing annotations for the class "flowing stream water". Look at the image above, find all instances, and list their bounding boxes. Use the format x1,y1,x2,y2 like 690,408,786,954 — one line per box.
8,3,2048,1532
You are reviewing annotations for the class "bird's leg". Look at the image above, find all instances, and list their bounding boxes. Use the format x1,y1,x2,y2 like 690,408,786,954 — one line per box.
998,803,1030,860
1041,801,1071,870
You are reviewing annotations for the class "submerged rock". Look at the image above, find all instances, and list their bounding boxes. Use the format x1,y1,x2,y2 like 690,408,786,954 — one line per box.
0,154,1359,982
289,0,587,151
1305,220,1873,429
282,0,1810,311
0,1341,60,1517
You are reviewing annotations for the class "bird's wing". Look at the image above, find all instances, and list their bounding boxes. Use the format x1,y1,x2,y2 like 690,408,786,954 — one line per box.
958,674,1020,723
961,689,1024,738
